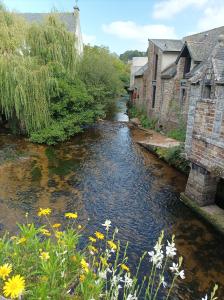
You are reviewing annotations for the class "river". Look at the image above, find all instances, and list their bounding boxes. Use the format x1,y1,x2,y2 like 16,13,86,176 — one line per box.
0,98,224,299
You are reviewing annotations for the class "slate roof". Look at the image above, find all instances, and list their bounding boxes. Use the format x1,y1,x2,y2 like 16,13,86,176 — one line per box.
212,45,224,82
190,41,224,84
161,63,177,79
181,26,224,63
18,13,77,33
149,39,183,52
134,63,148,77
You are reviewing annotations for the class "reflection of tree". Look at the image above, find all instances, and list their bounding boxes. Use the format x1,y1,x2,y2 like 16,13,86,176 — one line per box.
0,135,95,231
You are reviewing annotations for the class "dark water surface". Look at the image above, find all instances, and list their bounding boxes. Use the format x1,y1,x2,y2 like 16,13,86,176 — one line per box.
0,98,224,299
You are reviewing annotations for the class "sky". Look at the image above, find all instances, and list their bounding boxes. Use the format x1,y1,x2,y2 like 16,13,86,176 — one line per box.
4,0,224,54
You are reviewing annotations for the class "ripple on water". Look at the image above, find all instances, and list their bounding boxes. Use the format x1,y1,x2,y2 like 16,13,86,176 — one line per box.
0,100,224,298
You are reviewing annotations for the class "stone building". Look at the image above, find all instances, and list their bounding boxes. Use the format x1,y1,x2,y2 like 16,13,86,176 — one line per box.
129,57,148,106
183,35,224,207
19,3,84,56
129,57,148,88
131,26,224,131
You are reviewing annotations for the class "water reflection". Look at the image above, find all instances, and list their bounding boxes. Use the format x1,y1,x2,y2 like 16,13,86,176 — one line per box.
0,98,224,298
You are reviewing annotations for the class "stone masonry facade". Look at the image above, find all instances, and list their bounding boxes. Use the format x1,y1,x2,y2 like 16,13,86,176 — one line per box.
130,28,224,208
184,36,224,206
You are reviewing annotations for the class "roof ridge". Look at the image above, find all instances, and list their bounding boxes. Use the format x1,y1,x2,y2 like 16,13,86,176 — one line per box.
184,25,224,39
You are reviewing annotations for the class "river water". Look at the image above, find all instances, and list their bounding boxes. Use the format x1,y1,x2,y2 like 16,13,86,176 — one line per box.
0,98,224,299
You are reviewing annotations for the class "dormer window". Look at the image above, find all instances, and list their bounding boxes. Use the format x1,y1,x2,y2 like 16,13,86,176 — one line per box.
203,80,212,99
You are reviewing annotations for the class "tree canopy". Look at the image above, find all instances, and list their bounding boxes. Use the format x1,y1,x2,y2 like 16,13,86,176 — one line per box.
0,6,129,144
119,50,147,63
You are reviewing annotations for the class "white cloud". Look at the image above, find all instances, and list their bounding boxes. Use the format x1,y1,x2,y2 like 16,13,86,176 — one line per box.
198,4,224,31
153,0,208,20
82,33,97,45
102,21,177,50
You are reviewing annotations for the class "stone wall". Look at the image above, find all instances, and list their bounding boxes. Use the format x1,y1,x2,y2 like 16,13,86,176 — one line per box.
186,84,224,174
185,163,218,206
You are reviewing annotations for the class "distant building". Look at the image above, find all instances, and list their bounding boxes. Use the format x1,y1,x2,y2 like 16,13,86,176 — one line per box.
129,57,148,88
184,35,224,207
18,4,84,56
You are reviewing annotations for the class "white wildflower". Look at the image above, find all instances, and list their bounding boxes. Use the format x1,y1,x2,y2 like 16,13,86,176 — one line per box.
176,269,185,279
115,227,119,234
127,293,138,300
99,271,107,279
170,262,179,273
202,295,208,300
102,219,112,231
148,249,164,269
166,240,176,258
111,275,123,287
124,273,133,287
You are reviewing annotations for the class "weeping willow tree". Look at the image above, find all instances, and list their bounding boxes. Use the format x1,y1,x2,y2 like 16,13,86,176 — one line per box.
0,5,78,134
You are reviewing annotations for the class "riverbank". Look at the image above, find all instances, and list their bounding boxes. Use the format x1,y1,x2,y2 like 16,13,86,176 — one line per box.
129,119,224,238
129,120,189,174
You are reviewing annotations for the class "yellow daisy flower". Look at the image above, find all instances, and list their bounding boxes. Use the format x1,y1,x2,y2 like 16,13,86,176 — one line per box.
39,251,50,261
107,240,117,250
89,236,97,243
52,223,61,228
40,229,51,237
80,258,89,273
3,275,25,299
121,263,130,272
79,274,85,282
16,237,26,245
55,231,63,239
65,212,78,219
38,208,51,217
94,231,104,240
0,264,12,280
100,256,108,266
88,245,98,253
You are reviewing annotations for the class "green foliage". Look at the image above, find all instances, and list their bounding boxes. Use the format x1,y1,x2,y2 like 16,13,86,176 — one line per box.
129,106,158,129
167,127,186,142
30,77,104,145
78,46,129,103
0,7,128,144
156,145,189,174
120,50,146,63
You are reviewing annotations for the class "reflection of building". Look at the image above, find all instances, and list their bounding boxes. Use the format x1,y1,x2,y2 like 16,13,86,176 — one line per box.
184,35,224,207
19,4,83,56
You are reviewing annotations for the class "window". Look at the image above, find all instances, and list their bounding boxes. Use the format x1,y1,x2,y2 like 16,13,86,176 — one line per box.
180,88,186,106
152,86,156,108
203,84,211,99
154,54,158,80
183,56,191,78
